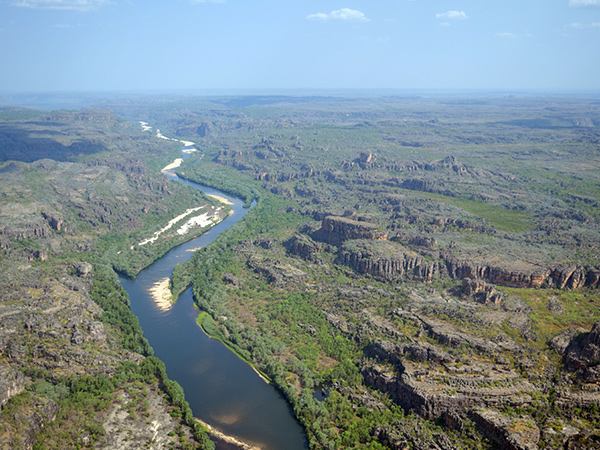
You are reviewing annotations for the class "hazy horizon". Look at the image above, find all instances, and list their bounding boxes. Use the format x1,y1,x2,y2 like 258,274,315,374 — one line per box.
1,0,599,93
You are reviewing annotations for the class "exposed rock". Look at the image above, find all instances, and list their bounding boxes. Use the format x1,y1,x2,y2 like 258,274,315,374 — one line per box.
547,297,565,315
366,338,454,367
74,262,93,277
88,321,108,343
316,216,387,246
471,408,540,450
462,278,504,304
222,272,239,286
337,240,443,282
0,394,59,450
42,211,64,231
71,329,85,345
298,322,317,336
285,233,322,261
564,321,600,381
549,329,581,355
361,362,534,421
0,364,24,409
446,258,600,290
97,384,197,450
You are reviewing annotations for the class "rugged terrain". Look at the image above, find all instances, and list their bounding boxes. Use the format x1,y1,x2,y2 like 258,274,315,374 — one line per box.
154,95,599,449
1,95,600,449
0,108,222,449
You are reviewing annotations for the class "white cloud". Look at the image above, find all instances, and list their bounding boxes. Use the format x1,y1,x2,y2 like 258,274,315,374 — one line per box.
496,32,517,38
307,8,369,22
436,10,468,20
569,0,600,7
567,22,600,28
13,0,111,11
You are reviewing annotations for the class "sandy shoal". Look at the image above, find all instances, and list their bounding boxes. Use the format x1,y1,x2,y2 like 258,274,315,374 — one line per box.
206,194,235,205
194,419,261,450
160,158,184,173
148,277,173,311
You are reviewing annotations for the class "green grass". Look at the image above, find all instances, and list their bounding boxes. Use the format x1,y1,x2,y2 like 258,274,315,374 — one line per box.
402,189,534,233
501,287,600,349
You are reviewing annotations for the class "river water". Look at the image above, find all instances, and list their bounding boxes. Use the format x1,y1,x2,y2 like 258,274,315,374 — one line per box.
119,173,307,449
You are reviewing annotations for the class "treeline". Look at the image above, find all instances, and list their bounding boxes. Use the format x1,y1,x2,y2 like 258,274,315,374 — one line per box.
177,157,261,207
89,264,153,355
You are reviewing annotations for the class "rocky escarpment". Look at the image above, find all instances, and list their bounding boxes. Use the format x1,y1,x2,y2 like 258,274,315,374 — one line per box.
330,234,600,289
445,258,600,290
362,339,535,420
462,278,504,304
471,408,540,450
315,216,387,246
564,321,600,382
0,364,24,408
337,240,443,282
285,233,322,262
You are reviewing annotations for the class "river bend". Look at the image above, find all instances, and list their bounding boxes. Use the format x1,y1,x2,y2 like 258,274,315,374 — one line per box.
119,138,307,450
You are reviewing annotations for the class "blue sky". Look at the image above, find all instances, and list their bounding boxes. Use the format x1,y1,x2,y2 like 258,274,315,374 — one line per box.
0,0,599,92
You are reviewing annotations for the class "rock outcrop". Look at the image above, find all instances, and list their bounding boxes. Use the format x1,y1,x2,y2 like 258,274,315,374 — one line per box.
285,233,322,261
337,240,443,282
564,321,600,382
362,361,534,421
462,278,504,304
0,364,24,409
471,408,540,450
316,216,387,246
341,243,600,289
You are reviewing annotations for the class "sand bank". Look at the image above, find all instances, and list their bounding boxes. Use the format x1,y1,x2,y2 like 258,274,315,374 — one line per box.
148,277,174,311
138,206,205,246
176,211,223,235
195,419,262,450
206,194,235,205
160,158,184,173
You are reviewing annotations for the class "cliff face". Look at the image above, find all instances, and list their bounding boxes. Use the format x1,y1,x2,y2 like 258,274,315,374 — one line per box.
363,339,535,420
337,240,443,282
564,320,600,382
0,364,24,409
445,258,600,290
470,408,540,450
285,234,321,262
316,216,387,246
330,235,600,290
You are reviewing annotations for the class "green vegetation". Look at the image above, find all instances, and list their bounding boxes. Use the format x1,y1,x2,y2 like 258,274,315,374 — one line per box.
89,264,153,356
2,95,600,450
5,358,214,450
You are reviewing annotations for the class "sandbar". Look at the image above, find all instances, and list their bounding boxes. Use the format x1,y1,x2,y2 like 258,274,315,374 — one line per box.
160,158,184,173
207,194,235,205
138,205,205,246
148,277,173,311
194,419,261,450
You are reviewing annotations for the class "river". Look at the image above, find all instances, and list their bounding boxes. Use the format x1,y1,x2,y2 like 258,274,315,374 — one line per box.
119,137,308,450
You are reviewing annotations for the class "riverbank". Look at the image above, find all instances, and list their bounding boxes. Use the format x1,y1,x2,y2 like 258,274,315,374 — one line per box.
196,312,271,384
195,419,261,450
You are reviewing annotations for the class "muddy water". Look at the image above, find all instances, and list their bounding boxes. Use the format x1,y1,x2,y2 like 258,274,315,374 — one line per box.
120,179,307,450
